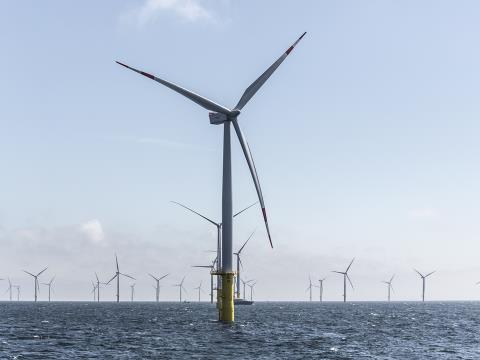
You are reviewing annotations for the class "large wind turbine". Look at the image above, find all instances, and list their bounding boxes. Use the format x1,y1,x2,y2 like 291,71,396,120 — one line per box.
171,201,256,307
234,230,255,299
192,257,216,303
23,267,47,302
117,32,306,322
173,276,187,302
306,276,313,302
41,276,55,302
332,258,355,302
414,269,435,302
149,273,169,302
106,254,135,303
382,275,395,302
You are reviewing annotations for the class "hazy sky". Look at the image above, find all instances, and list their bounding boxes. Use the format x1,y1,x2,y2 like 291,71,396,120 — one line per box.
1,0,480,302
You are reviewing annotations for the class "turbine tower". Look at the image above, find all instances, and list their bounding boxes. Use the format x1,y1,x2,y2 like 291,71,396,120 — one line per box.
94,272,109,302
130,283,136,302
332,258,355,302
149,273,169,302
23,267,47,302
316,277,326,302
173,276,187,302
91,281,97,301
106,254,135,303
382,275,395,302
234,230,255,299
117,32,306,322
171,201,256,307
192,257,216,304
41,276,55,302
306,276,313,301
414,269,435,302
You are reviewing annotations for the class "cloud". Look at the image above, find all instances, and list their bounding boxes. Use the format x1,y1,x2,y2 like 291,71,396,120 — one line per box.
408,207,439,219
134,0,213,25
79,219,105,244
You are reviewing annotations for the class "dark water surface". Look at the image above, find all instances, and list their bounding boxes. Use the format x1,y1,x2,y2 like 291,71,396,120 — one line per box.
0,301,479,359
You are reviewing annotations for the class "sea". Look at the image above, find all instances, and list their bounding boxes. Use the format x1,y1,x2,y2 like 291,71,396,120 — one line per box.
0,301,479,359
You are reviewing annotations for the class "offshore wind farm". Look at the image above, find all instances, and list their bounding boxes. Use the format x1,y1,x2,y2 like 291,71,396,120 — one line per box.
3,0,480,359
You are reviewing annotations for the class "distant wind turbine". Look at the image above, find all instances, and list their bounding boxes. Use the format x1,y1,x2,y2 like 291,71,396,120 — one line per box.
106,254,135,302
23,267,47,302
192,257,216,303
306,276,313,302
6,278,13,301
91,281,97,301
130,283,136,302
414,269,435,302
94,272,109,302
234,230,255,299
149,273,169,302
382,275,395,302
14,285,20,301
173,276,187,302
314,277,326,302
41,276,55,302
247,282,256,301
241,279,254,300
194,281,205,302
332,258,355,302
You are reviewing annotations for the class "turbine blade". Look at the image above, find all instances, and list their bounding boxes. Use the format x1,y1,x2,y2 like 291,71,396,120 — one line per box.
37,267,48,277
346,258,355,273
347,274,354,290
425,271,435,278
390,284,395,293
238,229,256,254
192,265,212,268
23,270,35,277
232,119,272,248
390,274,395,283
170,201,218,227
234,32,307,111
106,274,117,284
116,61,231,115
159,273,169,281
413,269,424,278
233,202,258,218
331,271,344,275
95,272,99,282
238,256,244,270
115,254,119,272
149,273,159,281
121,273,136,281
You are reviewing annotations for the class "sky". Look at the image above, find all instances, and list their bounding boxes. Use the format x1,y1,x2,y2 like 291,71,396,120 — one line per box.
1,0,480,302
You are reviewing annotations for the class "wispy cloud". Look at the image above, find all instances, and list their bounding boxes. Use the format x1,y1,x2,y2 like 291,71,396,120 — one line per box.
130,0,214,25
79,219,105,245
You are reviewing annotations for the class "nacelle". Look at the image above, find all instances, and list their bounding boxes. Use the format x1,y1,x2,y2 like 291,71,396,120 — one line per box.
209,112,228,125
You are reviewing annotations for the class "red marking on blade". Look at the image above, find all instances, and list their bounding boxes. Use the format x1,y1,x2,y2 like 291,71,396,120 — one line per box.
286,46,294,55
140,71,155,79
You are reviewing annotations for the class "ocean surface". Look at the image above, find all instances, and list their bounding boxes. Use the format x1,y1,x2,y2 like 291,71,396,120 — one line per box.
0,301,479,359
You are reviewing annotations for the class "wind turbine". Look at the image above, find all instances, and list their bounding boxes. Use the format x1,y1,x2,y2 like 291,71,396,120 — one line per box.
414,269,435,302
6,278,13,301
91,281,97,301
192,257,216,303
117,32,306,322
41,276,55,302
173,276,187,302
106,254,135,302
194,281,204,302
234,230,255,299
14,285,20,301
94,272,109,302
247,282,256,301
130,283,136,302
23,267,47,302
332,258,355,302
171,201,257,307
241,279,254,300
149,273,169,302
306,276,313,302
382,275,395,302
315,277,326,302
